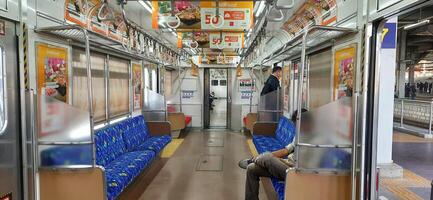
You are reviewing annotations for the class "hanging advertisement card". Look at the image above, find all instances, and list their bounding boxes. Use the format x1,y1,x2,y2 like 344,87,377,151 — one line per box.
317,0,337,25
334,45,356,100
152,1,201,29
209,32,244,49
64,0,89,27
132,63,143,110
37,43,69,103
88,0,110,36
153,1,253,30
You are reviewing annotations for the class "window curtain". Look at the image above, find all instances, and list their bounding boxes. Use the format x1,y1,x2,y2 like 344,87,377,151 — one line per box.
72,49,106,122
109,57,129,117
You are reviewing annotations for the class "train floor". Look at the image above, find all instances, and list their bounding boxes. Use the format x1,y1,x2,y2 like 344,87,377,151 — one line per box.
379,131,433,200
118,130,272,200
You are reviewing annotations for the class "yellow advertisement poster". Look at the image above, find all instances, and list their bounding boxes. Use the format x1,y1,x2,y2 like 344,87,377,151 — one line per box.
36,43,69,103
333,45,356,100
132,63,143,110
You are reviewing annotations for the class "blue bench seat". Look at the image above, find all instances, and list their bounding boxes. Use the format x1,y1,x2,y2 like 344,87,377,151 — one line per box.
40,115,172,200
252,116,296,200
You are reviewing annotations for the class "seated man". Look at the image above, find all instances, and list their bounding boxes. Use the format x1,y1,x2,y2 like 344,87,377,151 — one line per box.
244,109,307,200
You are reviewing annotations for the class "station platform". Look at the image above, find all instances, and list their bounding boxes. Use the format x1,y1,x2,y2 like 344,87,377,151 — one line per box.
379,131,433,200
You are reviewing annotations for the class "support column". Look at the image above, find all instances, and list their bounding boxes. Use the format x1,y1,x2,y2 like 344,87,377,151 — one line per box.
377,18,403,178
398,31,407,98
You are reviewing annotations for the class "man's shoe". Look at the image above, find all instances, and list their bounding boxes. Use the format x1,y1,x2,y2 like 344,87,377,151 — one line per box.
238,157,254,169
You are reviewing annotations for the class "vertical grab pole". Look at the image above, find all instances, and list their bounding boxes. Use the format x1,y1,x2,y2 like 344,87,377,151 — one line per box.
429,101,432,135
400,100,404,128
83,29,95,166
29,89,39,200
178,65,183,112
295,28,309,169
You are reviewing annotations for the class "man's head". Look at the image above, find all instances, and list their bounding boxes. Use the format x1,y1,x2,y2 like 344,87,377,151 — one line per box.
272,66,282,79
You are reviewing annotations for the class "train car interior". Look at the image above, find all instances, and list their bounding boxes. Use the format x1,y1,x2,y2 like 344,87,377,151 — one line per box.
1,0,433,200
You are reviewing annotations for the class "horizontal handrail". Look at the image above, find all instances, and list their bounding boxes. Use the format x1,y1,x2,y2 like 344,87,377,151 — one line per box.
143,110,166,112
297,143,352,148
288,167,351,175
394,98,433,104
257,110,283,113
38,141,93,145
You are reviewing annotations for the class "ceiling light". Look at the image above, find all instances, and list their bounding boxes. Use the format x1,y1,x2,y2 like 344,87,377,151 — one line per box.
403,19,430,30
139,0,153,13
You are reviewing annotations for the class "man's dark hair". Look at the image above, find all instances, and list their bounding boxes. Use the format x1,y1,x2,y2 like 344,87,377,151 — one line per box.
272,66,282,73
291,108,308,122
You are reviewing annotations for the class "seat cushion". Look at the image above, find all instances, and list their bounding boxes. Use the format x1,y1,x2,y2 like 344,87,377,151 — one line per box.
121,115,150,151
105,150,155,200
136,135,172,153
252,135,285,154
185,115,192,125
272,179,285,200
275,117,296,146
95,124,126,167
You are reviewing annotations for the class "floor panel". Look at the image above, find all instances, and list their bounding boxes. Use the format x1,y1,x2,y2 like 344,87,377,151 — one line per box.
133,131,269,200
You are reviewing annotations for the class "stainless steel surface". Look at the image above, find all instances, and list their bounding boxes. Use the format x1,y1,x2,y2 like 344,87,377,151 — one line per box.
143,88,166,121
0,19,21,199
295,29,308,169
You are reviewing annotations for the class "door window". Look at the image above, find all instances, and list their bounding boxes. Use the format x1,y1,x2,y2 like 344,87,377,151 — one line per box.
0,46,6,134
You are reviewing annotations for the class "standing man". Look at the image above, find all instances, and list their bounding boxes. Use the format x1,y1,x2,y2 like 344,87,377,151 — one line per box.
260,65,282,96
260,65,283,121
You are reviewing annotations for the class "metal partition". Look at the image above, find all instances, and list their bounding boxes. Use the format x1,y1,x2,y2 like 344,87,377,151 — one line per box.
37,92,93,167
297,97,352,171
143,88,167,121
257,89,283,122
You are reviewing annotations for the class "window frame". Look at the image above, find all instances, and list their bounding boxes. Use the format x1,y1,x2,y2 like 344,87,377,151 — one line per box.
0,45,7,135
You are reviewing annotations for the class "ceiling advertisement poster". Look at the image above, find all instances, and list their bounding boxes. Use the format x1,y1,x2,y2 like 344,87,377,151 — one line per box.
152,1,253,30
282,0,337,37
178,32,244,49
64,0,128,44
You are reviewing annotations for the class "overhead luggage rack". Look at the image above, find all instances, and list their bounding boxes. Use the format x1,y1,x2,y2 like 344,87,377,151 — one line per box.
36,25,159,63
260,25,358,65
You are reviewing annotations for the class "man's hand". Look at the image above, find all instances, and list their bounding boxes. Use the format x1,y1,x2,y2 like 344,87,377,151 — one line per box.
271,148,290,158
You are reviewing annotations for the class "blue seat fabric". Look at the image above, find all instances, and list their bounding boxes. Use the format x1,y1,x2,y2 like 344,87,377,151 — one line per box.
94,115,171,200
252,116,295,200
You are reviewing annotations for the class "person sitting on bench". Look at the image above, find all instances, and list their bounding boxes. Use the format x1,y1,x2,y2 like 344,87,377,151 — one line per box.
244,109,308,200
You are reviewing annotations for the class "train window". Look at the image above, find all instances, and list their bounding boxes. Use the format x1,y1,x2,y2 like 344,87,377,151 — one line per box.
152,68,157,91
0,46,6,135
72,49,106,122
211,80,219,86
144,66,150,89
220,80,227,86
109,57,129,117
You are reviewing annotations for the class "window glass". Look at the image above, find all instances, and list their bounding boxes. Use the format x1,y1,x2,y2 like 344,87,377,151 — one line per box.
109,57,129,117
72,49,106,122
211,80,219,86
152,68,157,91
220,80,227,86
144,67,150,90
0,47,5,134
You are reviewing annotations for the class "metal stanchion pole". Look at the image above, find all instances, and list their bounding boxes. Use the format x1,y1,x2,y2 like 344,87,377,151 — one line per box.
430,181,433,200
400,100,404,128
429,102,432,135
